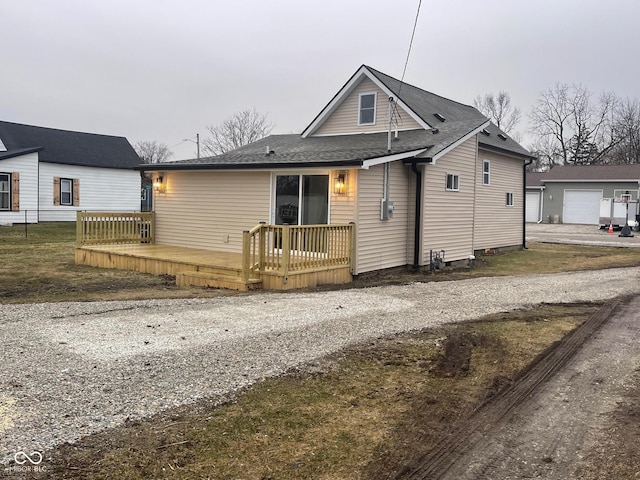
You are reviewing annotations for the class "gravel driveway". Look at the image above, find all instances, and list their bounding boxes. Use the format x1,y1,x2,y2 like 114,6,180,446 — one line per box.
2,268,640,465
527,222,640,247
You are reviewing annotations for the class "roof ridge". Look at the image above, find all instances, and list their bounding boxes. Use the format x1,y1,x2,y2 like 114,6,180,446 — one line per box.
363,65,478,111
0,120,127,139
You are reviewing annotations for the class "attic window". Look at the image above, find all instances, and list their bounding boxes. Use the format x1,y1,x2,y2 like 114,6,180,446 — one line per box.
359,92,377,125
0,137,6,152
434,113,446,122
481,128,490,136
498,133,508,141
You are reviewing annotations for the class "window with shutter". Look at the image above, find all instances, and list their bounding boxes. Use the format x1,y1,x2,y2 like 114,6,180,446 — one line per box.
0,173,10,210
60,178,73,206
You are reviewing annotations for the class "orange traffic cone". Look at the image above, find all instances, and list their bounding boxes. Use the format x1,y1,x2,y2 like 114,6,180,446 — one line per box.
608,223,614,234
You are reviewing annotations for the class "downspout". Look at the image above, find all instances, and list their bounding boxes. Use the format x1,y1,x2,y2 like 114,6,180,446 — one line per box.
411,162,422,268
523,159,534,249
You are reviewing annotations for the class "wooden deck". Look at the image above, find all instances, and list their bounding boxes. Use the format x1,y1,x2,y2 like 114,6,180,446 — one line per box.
75,243,352,291
75,214,354,291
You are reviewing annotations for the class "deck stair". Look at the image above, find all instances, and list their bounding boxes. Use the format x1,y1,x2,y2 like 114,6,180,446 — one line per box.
176,270,262,291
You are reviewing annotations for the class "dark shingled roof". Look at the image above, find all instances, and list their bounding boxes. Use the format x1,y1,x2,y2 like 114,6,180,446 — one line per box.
541,164,640,181
365,66,533,160
153,130,436,170
144,65,533,171
0,121,141,169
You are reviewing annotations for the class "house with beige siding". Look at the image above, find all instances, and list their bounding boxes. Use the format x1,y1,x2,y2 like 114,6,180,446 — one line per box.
144,65,532,276
78,65,533,290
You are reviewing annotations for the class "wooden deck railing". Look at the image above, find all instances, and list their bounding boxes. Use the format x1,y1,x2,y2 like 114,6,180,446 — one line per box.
76,212,155,245
242,223,354,281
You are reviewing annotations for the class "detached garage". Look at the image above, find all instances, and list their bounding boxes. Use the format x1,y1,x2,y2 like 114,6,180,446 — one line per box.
528,165,640,225
525,191,542,222
562,190,602,224
525,172,545,223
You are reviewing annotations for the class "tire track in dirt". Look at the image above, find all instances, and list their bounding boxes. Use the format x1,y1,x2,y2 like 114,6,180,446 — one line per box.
394,296,628,480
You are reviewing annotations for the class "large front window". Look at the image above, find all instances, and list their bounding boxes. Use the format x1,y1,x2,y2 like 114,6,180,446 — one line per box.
0,173,9,210
275,174,329,225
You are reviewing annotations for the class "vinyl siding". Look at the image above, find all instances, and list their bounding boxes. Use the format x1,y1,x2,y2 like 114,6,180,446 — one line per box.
329,169,357,224
314,78,422,136
39,163,140,221
0,153,39,223
473,149,523,249
422,137,477,263
356,162,412,274
154,171,271,252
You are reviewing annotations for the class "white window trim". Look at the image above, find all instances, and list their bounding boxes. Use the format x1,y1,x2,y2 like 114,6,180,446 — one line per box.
60,178,73,206
270,171,331,225
506,192,514,207
358,92,377,126
0,172,10,211
446,173,460,192
483,160,490,185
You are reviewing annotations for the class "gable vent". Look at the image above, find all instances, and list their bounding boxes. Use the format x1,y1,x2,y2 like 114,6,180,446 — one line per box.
498,133,508,141
433,113,446,122
0,137,6,152
481,128,490,136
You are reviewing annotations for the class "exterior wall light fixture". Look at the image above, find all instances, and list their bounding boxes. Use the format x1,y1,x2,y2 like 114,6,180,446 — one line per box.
334,171,347,195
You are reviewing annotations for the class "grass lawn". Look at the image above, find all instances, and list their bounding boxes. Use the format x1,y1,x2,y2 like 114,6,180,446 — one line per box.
2,222,637,478
3,221,640,304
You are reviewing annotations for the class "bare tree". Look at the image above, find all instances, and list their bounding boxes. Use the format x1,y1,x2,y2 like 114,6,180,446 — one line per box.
529,83,618,166
134,140,172,164
473,91,521,134
606,98,640,164
202,109,274,156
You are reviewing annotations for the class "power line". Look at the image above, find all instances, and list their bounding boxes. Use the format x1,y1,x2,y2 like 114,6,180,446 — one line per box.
392,0,422,127
399,0,422,97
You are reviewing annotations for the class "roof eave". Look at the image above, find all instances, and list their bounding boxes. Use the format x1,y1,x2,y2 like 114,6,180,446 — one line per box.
0,147,44,160
429,121,491,164
478,141,536,161
137,159,367,172
360,148,430,169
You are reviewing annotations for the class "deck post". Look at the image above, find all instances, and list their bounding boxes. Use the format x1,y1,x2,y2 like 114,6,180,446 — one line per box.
148,212,156,244
349,222,356,273
76,212,84,245
282,225,290,278
259,222,266,271
242,230,250,282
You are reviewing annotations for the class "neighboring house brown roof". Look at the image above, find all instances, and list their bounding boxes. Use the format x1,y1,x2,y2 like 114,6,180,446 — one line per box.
542,164,640,182
526,172,546,187
145,65,533,171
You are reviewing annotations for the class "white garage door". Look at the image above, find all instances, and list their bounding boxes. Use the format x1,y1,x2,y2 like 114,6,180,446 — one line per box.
526,192,541,222
563,190,603,224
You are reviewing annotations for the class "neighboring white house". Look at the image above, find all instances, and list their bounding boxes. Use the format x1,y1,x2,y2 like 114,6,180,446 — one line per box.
0,121,142,223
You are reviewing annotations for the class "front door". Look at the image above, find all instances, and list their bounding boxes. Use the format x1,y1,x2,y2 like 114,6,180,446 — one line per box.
275,174,328,225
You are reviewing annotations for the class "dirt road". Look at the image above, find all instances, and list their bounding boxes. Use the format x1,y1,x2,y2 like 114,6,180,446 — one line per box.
399,296,640,479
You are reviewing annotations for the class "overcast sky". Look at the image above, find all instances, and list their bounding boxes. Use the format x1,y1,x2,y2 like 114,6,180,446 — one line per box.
4,0,640,160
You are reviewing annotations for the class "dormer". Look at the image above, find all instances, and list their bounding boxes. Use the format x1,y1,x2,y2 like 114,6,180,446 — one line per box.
302,65,429,138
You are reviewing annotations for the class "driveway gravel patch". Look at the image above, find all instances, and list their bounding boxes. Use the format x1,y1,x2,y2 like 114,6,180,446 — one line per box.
2,267,640,465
